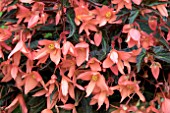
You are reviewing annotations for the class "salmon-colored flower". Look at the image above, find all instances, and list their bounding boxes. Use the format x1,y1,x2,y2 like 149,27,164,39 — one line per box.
140,31,155,50
75,42,89,66
112,0,142,11
0,28,11,58
152,0,168,17
77,71,108,97
161,97,170,113
93,5,117,27
86,57,101,71
122,24,141,48
148,16,157,31
103,49,132,74
150,62,162,80
33,74,59,109
111,75,145,102
94,31,102,46
112,0,132,11
16,4,31,24
34,40,61,65
62,41,77,58
74,4,94,26
79,19,98,36
5,94,28,113
90,87,113,110
60,59,76,78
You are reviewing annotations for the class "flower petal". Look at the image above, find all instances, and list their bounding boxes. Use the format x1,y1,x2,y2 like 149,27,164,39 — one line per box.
86,80,96,97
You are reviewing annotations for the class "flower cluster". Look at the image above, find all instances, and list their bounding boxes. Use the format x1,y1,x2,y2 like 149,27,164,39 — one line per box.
0,0,170,113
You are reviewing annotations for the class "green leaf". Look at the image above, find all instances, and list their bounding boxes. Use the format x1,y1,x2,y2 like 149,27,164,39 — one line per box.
66,9,76,38
154,53,170,63
152,46,166,53
136,48,146,72
129,10,139,24
27,97,46,113
44,33,53,38
7,0,18,7
154,32,170,49
27,40,38,49
0,12,3,17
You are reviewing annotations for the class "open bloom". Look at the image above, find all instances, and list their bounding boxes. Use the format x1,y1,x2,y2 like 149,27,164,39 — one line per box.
34,40,61,65
111,75,145,102
103,49,134,74
75,42,89,66
112,0,142,11
122,24,141,48
90,87,113,110
77,71,108,97
86,57,101,71
93,5,117,27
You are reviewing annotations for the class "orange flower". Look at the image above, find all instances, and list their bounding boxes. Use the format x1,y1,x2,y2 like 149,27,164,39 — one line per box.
62,41,77,58
34,40,61,65
77,71,108,97
79,19,98,36
111,75,145,102
112,0,132,11
152,0,168,17
86,57,101,71
122,24,141,48
103,49,132,74
74,4,94,26
112,0,142,11
75,42,89,66
150,62,162,80
0,28,11,58
90,87,113,110
94,5,117,26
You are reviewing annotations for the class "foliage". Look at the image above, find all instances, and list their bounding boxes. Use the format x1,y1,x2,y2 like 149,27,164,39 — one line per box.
0,0,170,113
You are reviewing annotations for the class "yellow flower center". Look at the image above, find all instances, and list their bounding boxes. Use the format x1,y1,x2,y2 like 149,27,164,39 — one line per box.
32,74,35,79
48,43,55,50
105,11,112,18
127,85,132,89
77,15,81,20
92,74,98,82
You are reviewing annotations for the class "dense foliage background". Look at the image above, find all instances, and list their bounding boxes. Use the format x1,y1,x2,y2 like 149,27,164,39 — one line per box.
0,0,170,113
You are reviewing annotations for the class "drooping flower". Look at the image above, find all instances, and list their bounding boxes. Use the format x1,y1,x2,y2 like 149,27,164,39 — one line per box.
112,0,142,11
86,57,101,71
90,87,113,110
122,24,141,48
34,40,61,65
93,5,117,27
75,41,89,66
77,71,108,97
74,3,94,26
103,49,133,74
150,62,162,80
111,75,145,102
112,0,132,11
152,0,168,17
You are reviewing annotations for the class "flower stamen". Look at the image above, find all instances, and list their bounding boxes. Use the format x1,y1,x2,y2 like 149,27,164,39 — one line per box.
105,11,112,18
48,43,55,50
92,74,98,81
